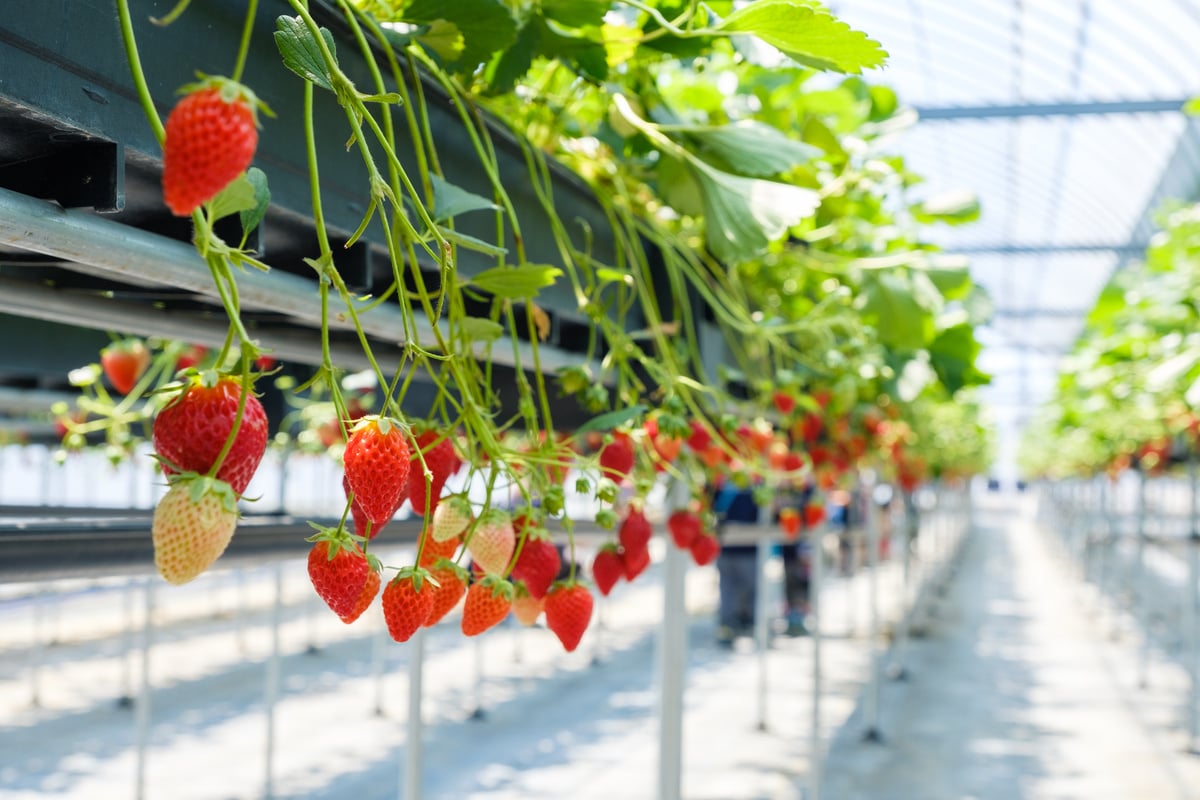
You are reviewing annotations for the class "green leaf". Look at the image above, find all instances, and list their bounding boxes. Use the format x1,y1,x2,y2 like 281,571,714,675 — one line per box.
416,19,465,62
459,316,504,342
437,226,508,256
239,167,271,237
910,190,981,226
274,16,337,92
690,161,820,263
467,264,563,298
928,323,989,394
860,270,932,352
715,0,888,74
431,174,498,221
1184,97,1200,116
542,0,608,29
575,404,648,435
657,153,705,217
207,173,256,221
920,257,971,300
401,0,518,70
595,267,633,286
679,121,821,177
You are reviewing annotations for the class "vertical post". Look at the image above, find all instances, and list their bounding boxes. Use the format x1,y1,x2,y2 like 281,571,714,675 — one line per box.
403,627,426,800
118,579,135,708
135,579,155,800
264,563,283,800
1136,470,1149,689
888,494,913,682
808,516,825,800
236,567,249,656
657,478,689,800
28,592,42,707
590,597,605,667
754,533,772,732
372,618,388,717
1188,459,1199,753
469,637,486,720
861,474,882,743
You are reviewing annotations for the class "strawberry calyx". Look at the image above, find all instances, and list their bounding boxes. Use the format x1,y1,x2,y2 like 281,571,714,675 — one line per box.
177,73,274,126
431,557,469,583
165,471,239,515
304,522,366,555
393,564,437,592
476,574,514,602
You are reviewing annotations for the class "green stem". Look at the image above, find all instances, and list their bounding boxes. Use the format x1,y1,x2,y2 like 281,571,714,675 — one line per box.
116,0,166,145
230,0,259,84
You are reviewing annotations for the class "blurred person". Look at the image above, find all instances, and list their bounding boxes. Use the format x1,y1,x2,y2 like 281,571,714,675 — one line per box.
711,477,760,646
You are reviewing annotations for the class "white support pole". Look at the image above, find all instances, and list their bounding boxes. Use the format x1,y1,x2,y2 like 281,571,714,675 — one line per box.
371,619,388,717
118,579,135,708
888,494,913,682
754,532,772,732
1188,459,1199,753
657,478,690,800
135,579,155,800
236,567,249,656
403,627,426,800
845,515,861,637
264,563,283,800
808,517,825,800
1136,470,1150,689
469,637,486,720
28,591,42,708
861,474,882,743
590,596,606,667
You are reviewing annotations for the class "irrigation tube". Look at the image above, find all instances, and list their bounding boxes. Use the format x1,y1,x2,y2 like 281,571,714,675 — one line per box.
861,474,882,743
403,627,426,800
657,477,690,800
1189,460,1200,752
808,516,825,800
134,579,154,800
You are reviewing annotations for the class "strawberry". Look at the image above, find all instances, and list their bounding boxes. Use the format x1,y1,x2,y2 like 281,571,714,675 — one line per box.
512,585,545,626
783,451,807,473
618,505,653,552
644,417,682,468
620,543,651,581
805,504,827,528
344,416,411,527
779,507,801,539
430,494,472,542
461,576,513,636
174,344,208,372
339,568,380,624
419,529,461,567
162,80,260,216
667,510,701,550
599,431,636,482
591,545,623,596
773,391,797,416
152,476,239,585
255,355,276,371
407,430,461,517
510,528,561,599
343,474,387,539
544,582,593,652
690,533,720,566
423,559,468,628
466,510,515,576
101,339,150,395
382,568,436,643
686,420,712,452
153,375,268,496
307,534,371,619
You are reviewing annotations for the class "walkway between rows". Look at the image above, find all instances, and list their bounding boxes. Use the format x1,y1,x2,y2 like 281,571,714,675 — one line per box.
823,497,1200,800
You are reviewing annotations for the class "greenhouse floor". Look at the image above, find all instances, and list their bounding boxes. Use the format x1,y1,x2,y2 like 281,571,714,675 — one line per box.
4,495,1200,799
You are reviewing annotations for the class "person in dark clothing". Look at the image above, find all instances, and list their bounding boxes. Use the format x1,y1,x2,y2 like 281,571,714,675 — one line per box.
711,480,760,645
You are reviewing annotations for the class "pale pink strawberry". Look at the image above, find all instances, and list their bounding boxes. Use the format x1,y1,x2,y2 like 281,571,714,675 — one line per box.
152,476,239,585
430,494,472,543
466,509,516,575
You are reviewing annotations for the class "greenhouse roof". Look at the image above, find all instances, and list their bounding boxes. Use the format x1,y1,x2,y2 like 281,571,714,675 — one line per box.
833,0,1200,461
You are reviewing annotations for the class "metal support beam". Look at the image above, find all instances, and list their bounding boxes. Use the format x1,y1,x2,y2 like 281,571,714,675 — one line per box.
657,478,690,800
943,241,1148,256
915,97,1190,121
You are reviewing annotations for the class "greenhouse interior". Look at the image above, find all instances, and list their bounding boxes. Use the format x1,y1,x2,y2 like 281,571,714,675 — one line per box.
2,1,1200,798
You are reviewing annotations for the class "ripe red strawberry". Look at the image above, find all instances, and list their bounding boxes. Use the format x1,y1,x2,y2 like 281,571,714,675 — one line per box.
162,81,260,216
307,535,371,619
805,504,827,528
466,510,515,575
510,530,561,599
779,507,801,538
544,582,594,652
255,355,276,371
423,560,468,628
620,543,651,581
783,451,807,472
773,391,797,416
343,474,387,539
407,430,461,516
690,533,720,566
153,375,269,495
686,419,712,452
618,505,653,552
599,431,636,482
591,545,623,596
339,568,380,624
152,476,239,585
644,417,683,468
431,494,471,542
382,568,436,643
667,510,702,550
174,344,208,372
461,576,513,636
512,586,545,626
419,530,461,567
344,417,411,527
101,339,150,395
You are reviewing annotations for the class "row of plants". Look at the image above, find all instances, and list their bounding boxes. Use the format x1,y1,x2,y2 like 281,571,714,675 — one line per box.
1020,198,1200,479
51,0,990,652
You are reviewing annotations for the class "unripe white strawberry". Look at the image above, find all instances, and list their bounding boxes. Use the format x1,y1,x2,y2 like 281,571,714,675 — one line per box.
152,476,239,585
431,494,472,543
466,509,515,576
